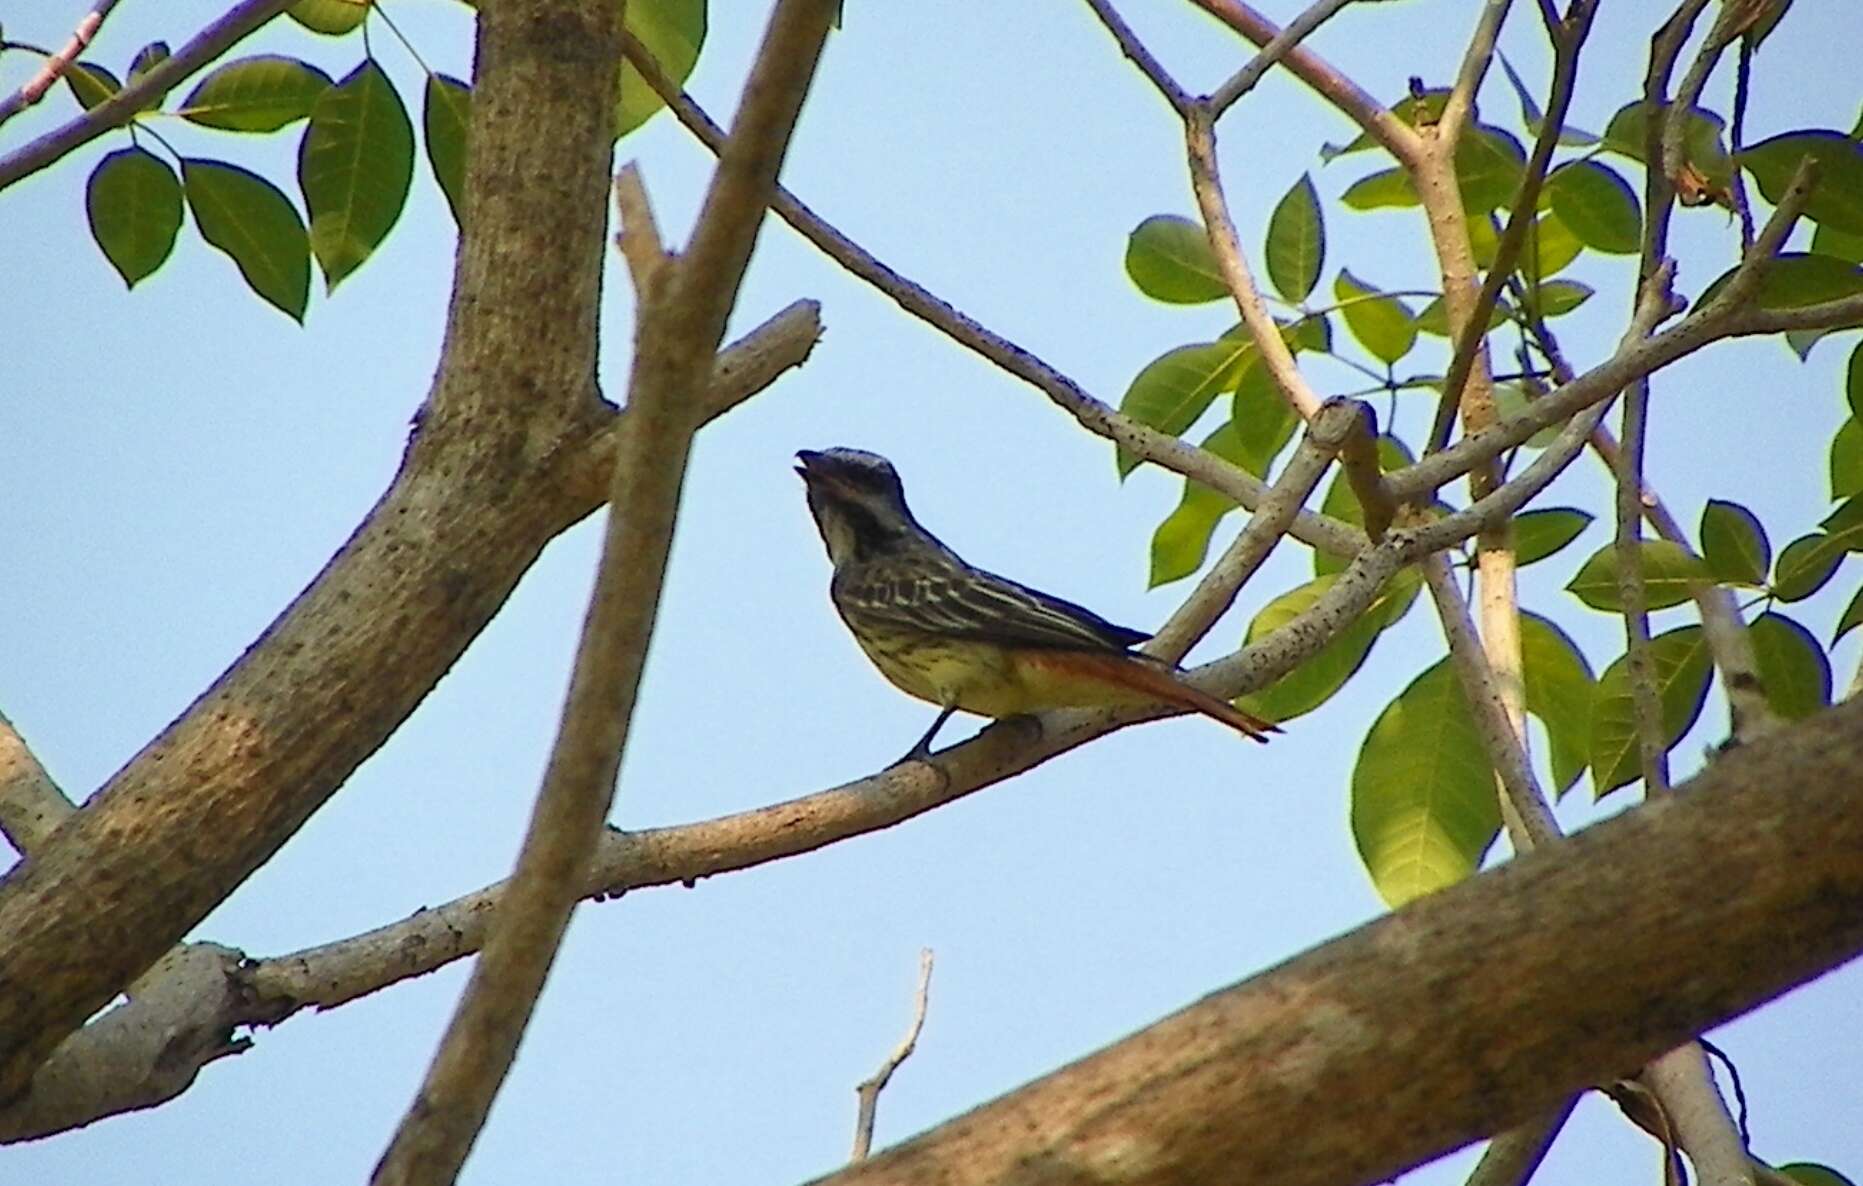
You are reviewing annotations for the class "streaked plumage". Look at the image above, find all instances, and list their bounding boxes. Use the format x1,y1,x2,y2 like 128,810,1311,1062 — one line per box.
796,447,1278,760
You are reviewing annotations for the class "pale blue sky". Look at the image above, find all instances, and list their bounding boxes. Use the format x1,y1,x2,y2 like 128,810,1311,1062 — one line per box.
3,2,1860,1183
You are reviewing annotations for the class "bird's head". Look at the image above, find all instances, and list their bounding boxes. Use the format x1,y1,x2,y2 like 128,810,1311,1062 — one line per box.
796,448,921,565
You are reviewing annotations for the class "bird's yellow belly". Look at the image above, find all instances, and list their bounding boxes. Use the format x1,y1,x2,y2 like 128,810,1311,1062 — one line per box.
856,634,1149,718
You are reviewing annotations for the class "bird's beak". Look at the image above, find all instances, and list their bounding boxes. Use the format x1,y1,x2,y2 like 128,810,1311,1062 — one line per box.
795,449,826,483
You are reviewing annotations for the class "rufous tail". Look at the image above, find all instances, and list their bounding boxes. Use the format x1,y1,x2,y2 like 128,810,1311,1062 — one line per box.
1065,652,1281,742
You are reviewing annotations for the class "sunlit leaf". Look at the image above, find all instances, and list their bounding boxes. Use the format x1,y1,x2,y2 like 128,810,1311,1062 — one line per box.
1520,611,1596,797
1266,174,1324,302
1590,626,1713,797
299,59,415,290
1832,418,1863,500
1778,1164,1859,1186
1525,212,1584,279
1527,278,1593,318
1335,269,1417,364
1566,540,1711,610
618,0,706,138
64,62,120,112
1546,160,1642,254
1604,101,1733,197
1698,253,1863,311
1771,532,1845,602
1342,167,1418,210
1457,125,1528,212
1239,568,1420,723
289,0,370,35
1230,357,1299,477
1352,660,1499,907
1149,423,1247,588
182,158,311,321
1700,498,1771,586
1749,612,1831,720
1116,340,1252,475
1416,295,1508,337
1835,584,1863,644
1126,214,1225,304
424,73,470,224
1741,130,1863,236
129,42,170,84
1513,507,1593,566
86,148,182,288
179,55,333,132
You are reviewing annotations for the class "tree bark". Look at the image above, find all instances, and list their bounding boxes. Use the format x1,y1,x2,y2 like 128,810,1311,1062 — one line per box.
810,696,1863,1186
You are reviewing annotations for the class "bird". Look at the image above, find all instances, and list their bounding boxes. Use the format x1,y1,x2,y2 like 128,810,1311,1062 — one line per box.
795,447,1278,762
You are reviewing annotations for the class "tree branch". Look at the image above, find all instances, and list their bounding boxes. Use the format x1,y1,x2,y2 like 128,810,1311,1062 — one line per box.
1207,0,1358,117
373,4,837,1179
1082,0,1191,115
806,698,1863,1186
851,949,934,1162
0,0,122,128
0,712,75,854
0,0,295,189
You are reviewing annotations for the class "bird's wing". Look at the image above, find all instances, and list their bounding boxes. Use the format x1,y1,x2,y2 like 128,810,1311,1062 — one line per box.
841,559,1149,652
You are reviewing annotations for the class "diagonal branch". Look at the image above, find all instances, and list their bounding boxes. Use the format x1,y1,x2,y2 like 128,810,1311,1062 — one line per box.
1082,0,1191,115
0,0,123,128
0,0,296,189
0,713,75,855
1207,0,1358,117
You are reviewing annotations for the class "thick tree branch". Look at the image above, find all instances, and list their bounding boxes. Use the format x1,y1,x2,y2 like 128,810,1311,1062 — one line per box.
805,696,1863,1186
0,0,810,1104
374,5,837,1180
0,0,295,189
1207,0,1357,117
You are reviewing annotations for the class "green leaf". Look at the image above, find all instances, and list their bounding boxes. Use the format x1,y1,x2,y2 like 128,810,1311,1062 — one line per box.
1604,101,1733,194
64,62,120,112
299,59,415,291
178,55,333,132
1415,295,1508,337
1771,533,1845,602
1546,160,1642,254
1700,498,1771,585
1526,212,1584,279
1528,278,1593,318
1741,130,1863,236
1265,174,1324,302
1749,612,1832,720
1590,626,1713,798
1699,252,1863,311
1324,88,1450,159
1116,340,1251,475
1834,584,1863,644
1813,220,1863,265
1520,611,1596,797
1513,507,1593,566
1126,215,1225,304
86,148,182,288
1230,358,1298,476
1334,269,1417,365
1495,52,1599,147
424,73,470,224
1457,125,1528,212
1149,423,1248,587
1341,167,1418,210
1566,540,1711,611
1833,418,1863,500
1778,1165,1859,1186
1852,340,1863,419
1239,568,1420,723
618,0,706,138
129,42,171,84
288,0,369,35
1352,660,1500,907
1315,435,1413,575
182,158,311,321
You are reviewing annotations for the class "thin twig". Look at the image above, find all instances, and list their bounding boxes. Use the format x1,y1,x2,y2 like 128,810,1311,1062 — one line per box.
1207,0,1358,116
1149,398,1366,662
1661,2,1741,191
372,3,839,1181
619,30,1366,558
1422,556,1561,850
1429,1,1598,454
850,949,934,1162
1615,380,1671,794
1189,0,1422,168
0,0,296,189
0,0,122,127
1465,1098,1577,1186
1185,111,1326,420
1082,0,1191,114
1438,0,1513,148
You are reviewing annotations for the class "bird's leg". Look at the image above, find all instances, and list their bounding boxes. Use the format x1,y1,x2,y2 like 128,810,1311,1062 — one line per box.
897,706,957,765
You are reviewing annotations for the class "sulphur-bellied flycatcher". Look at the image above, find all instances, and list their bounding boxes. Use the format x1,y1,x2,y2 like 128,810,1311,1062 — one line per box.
796,448,1278,760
